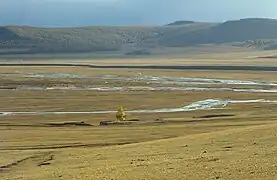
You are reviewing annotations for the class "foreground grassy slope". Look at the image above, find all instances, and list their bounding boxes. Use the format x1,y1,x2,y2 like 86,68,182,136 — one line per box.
1,18,277,55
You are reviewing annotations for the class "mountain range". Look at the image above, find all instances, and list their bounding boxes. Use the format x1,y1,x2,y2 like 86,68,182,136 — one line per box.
1,18,277,55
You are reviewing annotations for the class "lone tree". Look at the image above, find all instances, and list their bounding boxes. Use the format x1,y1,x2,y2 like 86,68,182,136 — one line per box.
116,106,127,121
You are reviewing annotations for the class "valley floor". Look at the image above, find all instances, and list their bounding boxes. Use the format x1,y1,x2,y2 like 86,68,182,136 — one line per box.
1,54,277,179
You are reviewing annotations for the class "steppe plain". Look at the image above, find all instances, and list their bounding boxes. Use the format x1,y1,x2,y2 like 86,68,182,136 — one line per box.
1,50,277,180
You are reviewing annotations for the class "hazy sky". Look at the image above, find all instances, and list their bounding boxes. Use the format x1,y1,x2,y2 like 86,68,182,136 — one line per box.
0,0,276,27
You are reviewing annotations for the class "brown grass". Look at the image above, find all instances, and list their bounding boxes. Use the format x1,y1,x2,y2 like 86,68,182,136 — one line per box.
3,50,277,66
1,63,277,180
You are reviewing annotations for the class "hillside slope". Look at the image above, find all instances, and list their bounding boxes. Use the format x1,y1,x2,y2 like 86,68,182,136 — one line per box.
1,18,277,54
3,123,277,180
161,18,277,47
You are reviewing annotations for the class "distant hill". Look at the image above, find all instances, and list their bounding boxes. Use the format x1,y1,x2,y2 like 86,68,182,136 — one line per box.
1,18,277,55
166,21,195,26
160,18,277,47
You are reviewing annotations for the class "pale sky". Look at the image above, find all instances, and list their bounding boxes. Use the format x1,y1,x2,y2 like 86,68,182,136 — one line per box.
0,0,276,27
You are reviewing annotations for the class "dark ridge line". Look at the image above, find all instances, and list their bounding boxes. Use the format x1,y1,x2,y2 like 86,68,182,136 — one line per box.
0,152,52,171
0,142,134,151
0,135,179,151
1,63,277,71
194,114,235,119
0,156,38,171
0,124,94,128
258,56,277,59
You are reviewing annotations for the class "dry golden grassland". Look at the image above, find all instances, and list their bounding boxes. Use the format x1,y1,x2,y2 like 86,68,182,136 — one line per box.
3,50,277,66
0,62,277,180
